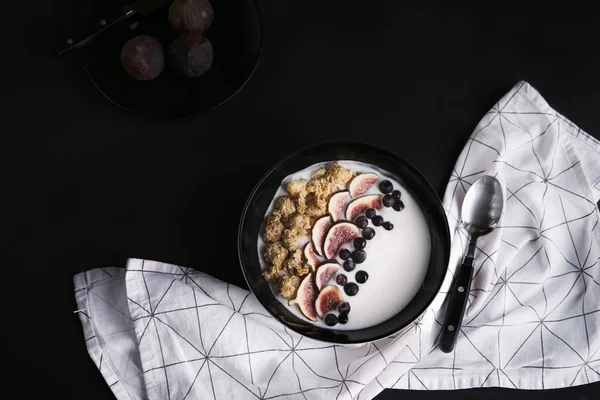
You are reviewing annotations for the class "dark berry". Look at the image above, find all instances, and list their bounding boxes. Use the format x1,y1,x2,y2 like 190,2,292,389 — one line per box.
382,221,394,231
379,180,393,194
325,313,338,326
338,302,351,314
338,313,349,324
393,200,405,211
355,215,368,229
336,274,348,286
362,227,375,240
352,250,367,264
392,190,402,201
382,194,395,207
344,282,359,296
356,270,369,283
339,248,352,260
353,237,366,250
372,215,384,226
343,260,356,272
365,208,377,219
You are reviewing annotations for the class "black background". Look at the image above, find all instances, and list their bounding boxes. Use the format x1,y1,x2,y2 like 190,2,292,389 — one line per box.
6,0,600,399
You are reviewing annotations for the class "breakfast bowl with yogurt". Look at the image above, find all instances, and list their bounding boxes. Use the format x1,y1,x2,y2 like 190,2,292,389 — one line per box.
238,142,450,343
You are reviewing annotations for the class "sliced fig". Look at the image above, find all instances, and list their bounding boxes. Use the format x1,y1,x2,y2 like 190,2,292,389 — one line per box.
323,222,360,259
316,285,344,319
311,215,333,256
345,194,382,221
315,261,340,290
349,173,378,197
327,190,351,221
288,273,318,321
303,242,320,270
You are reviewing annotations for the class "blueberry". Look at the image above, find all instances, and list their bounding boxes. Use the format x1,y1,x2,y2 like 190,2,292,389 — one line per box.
352,250,367,264
338,302,351,314
382,194,395,207
353,237,366,250
355,215,368,229
344,282,359,296
372,215,384,226
365,208,377,219
339,248,352,260
338,313,349,324
393,200,405,211
362,227,375,240
355,270,369,283
382,221,394,231
379,180,393,194
343,260,356,272
392,190,402,201
325,313,338,326
336,274,348,286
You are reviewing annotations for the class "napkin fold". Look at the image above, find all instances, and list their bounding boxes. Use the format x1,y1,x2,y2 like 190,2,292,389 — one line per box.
74,81,600,400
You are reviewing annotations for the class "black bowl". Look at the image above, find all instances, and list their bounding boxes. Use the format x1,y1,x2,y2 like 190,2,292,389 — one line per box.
79,0,262,118
238,142,451,344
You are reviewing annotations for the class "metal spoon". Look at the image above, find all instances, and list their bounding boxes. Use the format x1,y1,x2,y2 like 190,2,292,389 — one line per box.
440,175,504,353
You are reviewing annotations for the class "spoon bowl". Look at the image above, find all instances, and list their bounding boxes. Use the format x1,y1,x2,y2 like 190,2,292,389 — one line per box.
461,175,504,235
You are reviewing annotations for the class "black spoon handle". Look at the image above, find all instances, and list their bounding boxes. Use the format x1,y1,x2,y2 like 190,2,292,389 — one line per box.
54,6,133,57
440,259,474,353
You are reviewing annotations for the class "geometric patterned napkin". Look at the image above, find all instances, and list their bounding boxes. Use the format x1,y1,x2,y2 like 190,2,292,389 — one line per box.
73,81,600,400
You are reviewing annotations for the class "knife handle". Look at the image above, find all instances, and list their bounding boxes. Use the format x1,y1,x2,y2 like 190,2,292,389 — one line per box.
440,260,474,353
55,6,134,57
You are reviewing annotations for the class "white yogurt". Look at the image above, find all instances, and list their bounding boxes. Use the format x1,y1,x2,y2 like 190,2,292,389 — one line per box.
257,161,431,330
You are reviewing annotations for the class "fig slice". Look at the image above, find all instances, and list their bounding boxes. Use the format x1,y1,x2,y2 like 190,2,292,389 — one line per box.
288,273,318,321
345,194,383,221
323,222,360,259
327,190,351,221
304,242,320,271
316,285,344,319
315,261,340,290
349,173,378,197
311,215,333,257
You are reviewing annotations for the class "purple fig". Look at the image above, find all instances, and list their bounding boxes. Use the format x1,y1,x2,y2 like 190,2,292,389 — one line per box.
323,222,360,259
311,215,333,257
327,190,351,221
345,194,382,221
304,242,320,270
168,31,214,78
120,35,165,81
315,261,340,290
288,273,318,321
168,0,214,32
316,285,343,319
349,173,378,197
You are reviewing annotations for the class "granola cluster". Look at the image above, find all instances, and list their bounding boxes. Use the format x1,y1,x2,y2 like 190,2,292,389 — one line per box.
262,162,354,299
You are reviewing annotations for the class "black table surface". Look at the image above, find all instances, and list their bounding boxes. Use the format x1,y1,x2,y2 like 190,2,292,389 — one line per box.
6,0,600,399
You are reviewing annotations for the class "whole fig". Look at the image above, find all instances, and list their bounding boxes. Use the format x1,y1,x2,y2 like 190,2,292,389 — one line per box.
120,35,165,81
168,0,214,32
168,31,214,78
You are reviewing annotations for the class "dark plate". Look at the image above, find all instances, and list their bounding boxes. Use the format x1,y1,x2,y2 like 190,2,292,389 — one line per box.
79,0,262,118
238,142,451,344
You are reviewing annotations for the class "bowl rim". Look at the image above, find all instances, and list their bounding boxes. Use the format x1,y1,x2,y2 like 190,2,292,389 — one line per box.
237,140,451,343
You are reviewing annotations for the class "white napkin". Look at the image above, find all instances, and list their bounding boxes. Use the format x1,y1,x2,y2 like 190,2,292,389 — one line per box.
73,81,600,400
